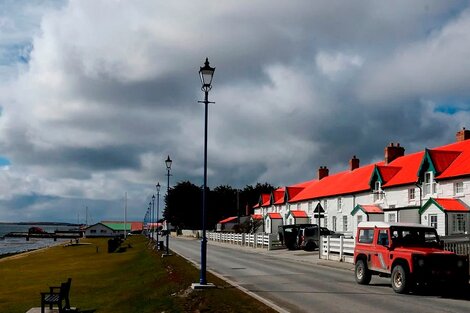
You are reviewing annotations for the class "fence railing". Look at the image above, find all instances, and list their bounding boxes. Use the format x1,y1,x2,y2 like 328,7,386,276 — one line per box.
206,232,279,250
320,236,355,263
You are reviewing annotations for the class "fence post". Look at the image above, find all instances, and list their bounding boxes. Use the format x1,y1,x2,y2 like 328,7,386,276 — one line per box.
339,236,344,261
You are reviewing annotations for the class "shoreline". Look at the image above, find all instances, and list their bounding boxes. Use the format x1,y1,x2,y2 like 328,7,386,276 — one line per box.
0,240,66,263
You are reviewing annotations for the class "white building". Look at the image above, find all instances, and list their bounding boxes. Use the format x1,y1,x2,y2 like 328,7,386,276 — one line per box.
254,128,470,237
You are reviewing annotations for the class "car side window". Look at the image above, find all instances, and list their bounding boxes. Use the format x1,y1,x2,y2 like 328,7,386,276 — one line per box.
358,228,374,243
377,229,389,246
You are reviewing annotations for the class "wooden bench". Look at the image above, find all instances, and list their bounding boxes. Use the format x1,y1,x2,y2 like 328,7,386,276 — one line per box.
40,278,71,313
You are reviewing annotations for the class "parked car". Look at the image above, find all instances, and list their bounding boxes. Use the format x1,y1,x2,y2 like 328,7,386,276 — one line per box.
278,224,319,250
354,221,469,294
299,226,334,251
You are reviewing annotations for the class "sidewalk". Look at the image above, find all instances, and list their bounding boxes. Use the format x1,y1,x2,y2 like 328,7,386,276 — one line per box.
177,235,354,272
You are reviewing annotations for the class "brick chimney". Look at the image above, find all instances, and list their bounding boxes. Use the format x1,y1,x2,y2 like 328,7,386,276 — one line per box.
349,155,360,171
456,127,470,142
384,143,405,164
318,166,329,180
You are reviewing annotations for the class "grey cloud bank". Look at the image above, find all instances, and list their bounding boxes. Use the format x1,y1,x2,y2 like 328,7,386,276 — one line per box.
0,0,470,222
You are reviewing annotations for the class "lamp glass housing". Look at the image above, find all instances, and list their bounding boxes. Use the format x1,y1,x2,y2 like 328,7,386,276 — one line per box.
165,155,172,170
199,58,215,90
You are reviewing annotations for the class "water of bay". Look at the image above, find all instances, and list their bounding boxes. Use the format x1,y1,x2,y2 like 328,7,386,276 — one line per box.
0,223,75,256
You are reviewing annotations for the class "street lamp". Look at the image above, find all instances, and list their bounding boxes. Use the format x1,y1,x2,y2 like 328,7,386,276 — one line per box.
152,194,155,241
195,57,215,288
164,155,172,256
149,201,152,239
156,182,161,250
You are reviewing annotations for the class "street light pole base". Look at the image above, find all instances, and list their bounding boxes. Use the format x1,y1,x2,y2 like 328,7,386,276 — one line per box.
191,282,216,290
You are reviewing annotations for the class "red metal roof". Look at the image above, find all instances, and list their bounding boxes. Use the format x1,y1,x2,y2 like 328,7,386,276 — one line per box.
289,210,308,218
434,198,470,212
261,194,271,207
261,139,470,204
218,216,238,224
267,212,282,219
382,152,424,187
432,140,470,179
291,163,376,202
429,150,461,174
251,214,263,220
273,188,285,205
360,205,383,214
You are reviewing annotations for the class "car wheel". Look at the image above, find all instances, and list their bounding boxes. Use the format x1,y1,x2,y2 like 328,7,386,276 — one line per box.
305,241,316,251
355,259,371,285
391,264,410,294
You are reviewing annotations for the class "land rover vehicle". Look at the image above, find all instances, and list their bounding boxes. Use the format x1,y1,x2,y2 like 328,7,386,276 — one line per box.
354,222,469,294
299,226,334,251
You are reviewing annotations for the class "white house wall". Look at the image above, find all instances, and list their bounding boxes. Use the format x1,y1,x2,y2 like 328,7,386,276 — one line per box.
421,204,445,236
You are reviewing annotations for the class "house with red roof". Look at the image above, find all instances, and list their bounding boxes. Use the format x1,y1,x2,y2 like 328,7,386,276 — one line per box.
216,216,238,232
265,212,283,234
254,127,470,237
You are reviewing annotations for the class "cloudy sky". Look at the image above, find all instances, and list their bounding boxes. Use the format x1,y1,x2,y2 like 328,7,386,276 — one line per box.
1,0,470,223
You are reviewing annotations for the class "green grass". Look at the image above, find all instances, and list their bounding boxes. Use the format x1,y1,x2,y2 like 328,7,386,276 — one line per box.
0,236,276,313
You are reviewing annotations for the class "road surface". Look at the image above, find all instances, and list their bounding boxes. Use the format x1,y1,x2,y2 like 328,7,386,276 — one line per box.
171,237,470,313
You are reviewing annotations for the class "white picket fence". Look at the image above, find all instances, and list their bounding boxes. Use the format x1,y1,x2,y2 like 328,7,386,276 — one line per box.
320,236,355,263
207,232,278,250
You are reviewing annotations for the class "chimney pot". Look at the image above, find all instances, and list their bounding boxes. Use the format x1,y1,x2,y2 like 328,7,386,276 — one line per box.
318,166,329,180
349,155,360,171
385,142,405,164
456,127,470,142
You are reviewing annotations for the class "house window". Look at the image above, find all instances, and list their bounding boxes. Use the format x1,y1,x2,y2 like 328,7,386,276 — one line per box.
429,214,438,229
90,230,96,234
342,216,348,231
337,198,343,212
266,219,270,232
332,216,337,232
323,199,328,211
408,188,415,202
454,182,464,195
374,181,384,202
324,215,328,228
100,229,107,233
388,213,396,223
308,201,313,213
423,171,436,196
357,215,363,225
452,214,466,233
297,203,301,210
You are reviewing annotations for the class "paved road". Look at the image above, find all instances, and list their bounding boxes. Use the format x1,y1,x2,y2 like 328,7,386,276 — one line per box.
171,237,470,313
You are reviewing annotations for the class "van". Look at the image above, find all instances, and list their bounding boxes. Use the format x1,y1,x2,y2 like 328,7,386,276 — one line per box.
299,226,334,251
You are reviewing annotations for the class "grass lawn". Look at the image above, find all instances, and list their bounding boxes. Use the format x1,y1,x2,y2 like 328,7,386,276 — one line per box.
0,236,276,313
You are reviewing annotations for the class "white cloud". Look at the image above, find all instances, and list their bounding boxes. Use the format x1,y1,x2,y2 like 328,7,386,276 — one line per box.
316,51,364,80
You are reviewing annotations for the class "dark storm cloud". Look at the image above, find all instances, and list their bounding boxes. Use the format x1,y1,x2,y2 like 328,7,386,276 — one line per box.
1,1,470,222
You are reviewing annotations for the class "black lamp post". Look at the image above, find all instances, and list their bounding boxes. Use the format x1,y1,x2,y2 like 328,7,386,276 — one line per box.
164,155,172,256
152,195,155,240
198,57,215,286
156,182,161,249
148,201,152,238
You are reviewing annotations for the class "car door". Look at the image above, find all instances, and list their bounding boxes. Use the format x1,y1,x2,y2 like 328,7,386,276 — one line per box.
369,229,391,273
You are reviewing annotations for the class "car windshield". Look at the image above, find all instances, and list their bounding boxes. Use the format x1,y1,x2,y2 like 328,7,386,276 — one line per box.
390,226,439,247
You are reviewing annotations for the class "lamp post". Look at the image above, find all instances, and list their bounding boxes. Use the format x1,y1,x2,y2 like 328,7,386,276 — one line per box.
152,195,155,241
147,204,151,238
156,182,161,249
149,201,152,239
198,57,215,286
164,155,172,256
